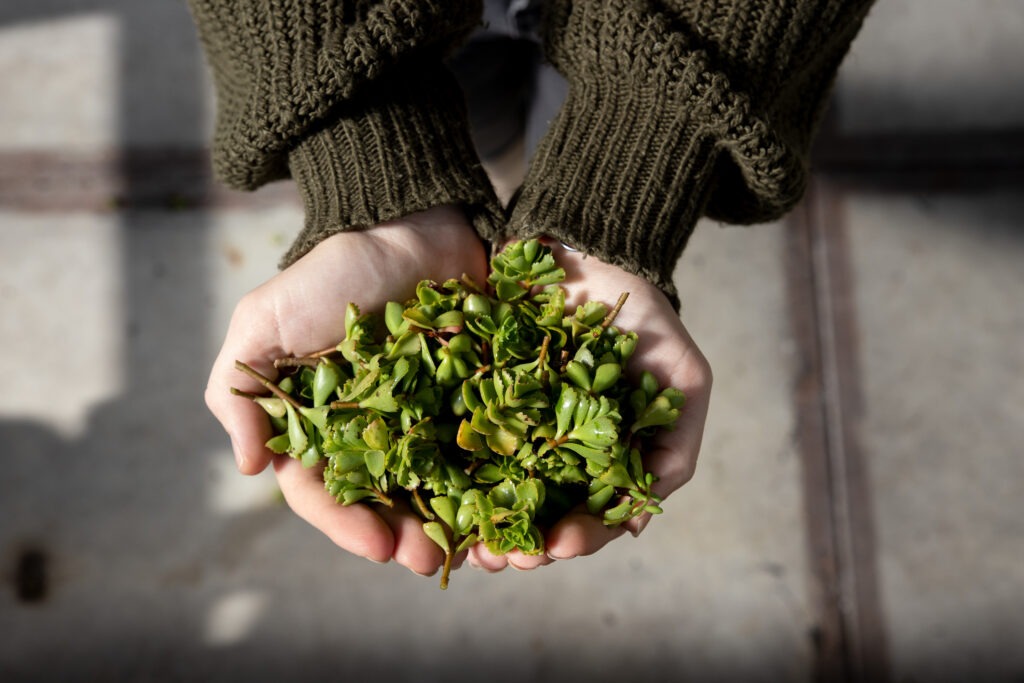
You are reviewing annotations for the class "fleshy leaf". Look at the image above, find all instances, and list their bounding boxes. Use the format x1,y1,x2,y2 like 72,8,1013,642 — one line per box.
422,521,450,553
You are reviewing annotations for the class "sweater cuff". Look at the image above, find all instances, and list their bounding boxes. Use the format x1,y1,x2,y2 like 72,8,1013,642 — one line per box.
282,65,502,268
506,74,722,309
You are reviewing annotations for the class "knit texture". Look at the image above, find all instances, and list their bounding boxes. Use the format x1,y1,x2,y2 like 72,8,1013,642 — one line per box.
504,0,874,305
189,0,874,303
188,0,501,265
284,63,501,267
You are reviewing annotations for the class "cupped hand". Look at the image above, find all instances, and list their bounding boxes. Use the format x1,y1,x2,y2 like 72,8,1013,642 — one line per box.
205,206,488,577
468,240,712,572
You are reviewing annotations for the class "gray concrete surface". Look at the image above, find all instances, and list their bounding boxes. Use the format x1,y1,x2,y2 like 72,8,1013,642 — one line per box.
837,0,1024,132
848,192,1024,683
2,0,1023,681
0,208,815,681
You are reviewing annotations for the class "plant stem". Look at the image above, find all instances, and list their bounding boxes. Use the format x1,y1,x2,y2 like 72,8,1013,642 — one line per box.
230,387,261,401
461,273,486,295
274,357,319,368
329,401,360,410
598,292,630,334
411,488,434,520
538,336,551,386
372,487,395,508
234,361,303,410
439,547,454,590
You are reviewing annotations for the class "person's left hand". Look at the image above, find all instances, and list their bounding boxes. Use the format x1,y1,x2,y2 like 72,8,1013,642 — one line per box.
467,241,713,571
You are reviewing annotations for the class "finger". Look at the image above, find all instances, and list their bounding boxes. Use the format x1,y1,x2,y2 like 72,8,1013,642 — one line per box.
506,549,553,571
643,349,711,495
545,511,628,560
273,455,395,564
376,503,446,577
206,361,278,475
206,298,286,475
467,544,509,573
450,549,469,572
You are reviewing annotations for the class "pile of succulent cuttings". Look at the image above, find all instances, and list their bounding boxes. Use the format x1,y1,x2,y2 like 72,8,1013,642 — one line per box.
232,239,685,589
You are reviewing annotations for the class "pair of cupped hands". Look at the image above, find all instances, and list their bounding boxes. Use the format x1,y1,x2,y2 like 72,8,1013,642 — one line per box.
206,205,711,577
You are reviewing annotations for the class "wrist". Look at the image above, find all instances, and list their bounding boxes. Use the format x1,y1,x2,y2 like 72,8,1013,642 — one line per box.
281,64,502,270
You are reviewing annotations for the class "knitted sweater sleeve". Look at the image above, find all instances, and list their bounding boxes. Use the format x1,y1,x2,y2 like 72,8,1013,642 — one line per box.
501,0,875,305
187,0,502,267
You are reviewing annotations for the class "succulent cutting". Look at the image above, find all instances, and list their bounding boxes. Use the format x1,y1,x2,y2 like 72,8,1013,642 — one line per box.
232,239,685,589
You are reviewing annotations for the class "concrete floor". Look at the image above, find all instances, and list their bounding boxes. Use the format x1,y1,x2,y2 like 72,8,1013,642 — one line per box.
1,2,1023,681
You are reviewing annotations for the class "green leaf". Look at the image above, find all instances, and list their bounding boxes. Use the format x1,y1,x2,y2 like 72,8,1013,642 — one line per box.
516,479,545,509
299,406,330,432
463,293,491,317
300,444,321,469
344,303,360,338
490,479,517,508
640,370,659,401
313,359,341,407
603,499,635,524
360,390,399,414
285,404,308,454
254,396,287,419
470,407,496,435
565,360,591,391
433,310,464,330
632,395,681,432
555,384,578,438
265,433,291,454
362,417,390,451
523,238,539,262
599,462,634,489
331,451,366,474
422,521,450,552
457,420,485,451
387,331,421,358
385,300,406,336
403,307,434,329
456,502,477,535
495,279,527,302
531,269,566,287
342,489,375,505
485,427,520,457
455,533,478,553
474,464,504,483
559,442,612,469
587,483,615,514
591,363,622,394
429,496,458,530
364,449,386,478
567,415,619,448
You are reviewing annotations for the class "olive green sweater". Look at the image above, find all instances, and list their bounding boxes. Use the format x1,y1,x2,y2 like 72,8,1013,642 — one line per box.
187,0,874,305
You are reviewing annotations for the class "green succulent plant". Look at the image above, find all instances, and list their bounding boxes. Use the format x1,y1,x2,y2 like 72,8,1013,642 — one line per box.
232,239,685,589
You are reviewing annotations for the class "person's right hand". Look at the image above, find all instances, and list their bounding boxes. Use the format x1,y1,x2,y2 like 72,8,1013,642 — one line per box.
205,205,488,578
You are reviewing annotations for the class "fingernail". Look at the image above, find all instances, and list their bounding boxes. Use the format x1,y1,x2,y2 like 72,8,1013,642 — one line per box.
631,515,650,538
229,437,245,469
367,557,388,566
547,550,576,561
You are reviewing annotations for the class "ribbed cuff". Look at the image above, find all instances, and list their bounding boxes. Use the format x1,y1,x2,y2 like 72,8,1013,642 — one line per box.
282,64,502,268
506,72,723,309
